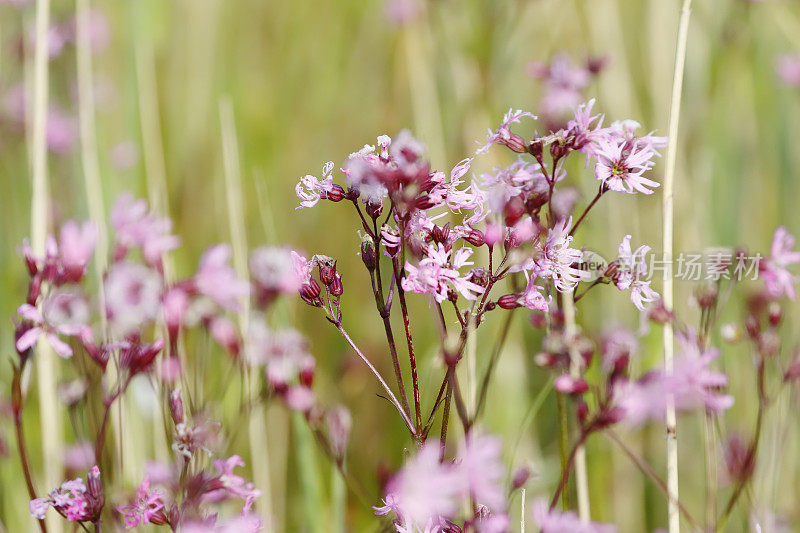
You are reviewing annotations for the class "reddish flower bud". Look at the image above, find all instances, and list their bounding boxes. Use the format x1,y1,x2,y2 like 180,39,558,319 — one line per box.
27,276,42,306
462,228,485,247
696,286,718,309
169,390,184,425
550,141,569,161
320,262,337,286
783,357,800,382
512,466,531,490
431,223,451,244
527,139,543,159
300,279,321,304
326,184,346,202
499,132,527,153
534,352,557,367
768,302,782,328
366,201,383,219
329,274,344,297
745,315,761,340
504,196,525,227
576,400,589,423
497,294,522,310
554,374,588,395
361,239,377,271
150,511,169,526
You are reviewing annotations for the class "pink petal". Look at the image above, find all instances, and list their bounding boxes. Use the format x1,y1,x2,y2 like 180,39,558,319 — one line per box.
17,303,43,323
47,333,73,358
16,327,42,352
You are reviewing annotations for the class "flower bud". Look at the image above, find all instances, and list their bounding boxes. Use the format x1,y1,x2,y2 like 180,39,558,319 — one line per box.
329,273,344,297
27,276,42,305
576,400,589,423
300,279,321,305
366,201,383,219
22,241,38,276
431,223,451,244
554,374,588,395
512,466,531,490
462,228,485,247
527,139,543,159
499,132,527,153
150,511,169,526
696,285,718,309
745,315,760,340
783,356,800,383
320,262,337,286
768,302,782,328
497,294,522,310
504,196,525,227
326,184,346,202
169,390,184,425
326,406,352,461
550,141,569,161
299,360,315,388
359,241,377,273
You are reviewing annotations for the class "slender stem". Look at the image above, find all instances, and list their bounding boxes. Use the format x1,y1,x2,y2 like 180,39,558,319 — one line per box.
568,187,604,237
573,279,602,303
13,404,48,533
550,428,592,510
555,393,572,510
662,2,693,531
717,361,767,529
439,373,453,457
333,322,415,434
606,430,701,531
473,310,515,422
423,370,450,437
394,254,421,430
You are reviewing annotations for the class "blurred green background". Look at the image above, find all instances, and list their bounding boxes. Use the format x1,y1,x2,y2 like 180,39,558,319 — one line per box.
2,0,800,531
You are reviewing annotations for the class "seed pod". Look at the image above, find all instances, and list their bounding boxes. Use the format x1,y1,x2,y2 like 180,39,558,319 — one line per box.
431,223,451,244
320,262,337,286
528,139,543,159
462,228,485,247
300,279,321,304
366,201,383,219
499,132,527,153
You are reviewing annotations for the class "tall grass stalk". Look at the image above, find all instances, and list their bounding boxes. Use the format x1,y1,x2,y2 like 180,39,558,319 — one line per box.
30,0,64,531
219,98,273,521
563,291,590,521
662,1,693,531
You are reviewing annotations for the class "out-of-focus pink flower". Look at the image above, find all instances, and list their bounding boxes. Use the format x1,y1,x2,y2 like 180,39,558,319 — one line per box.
615,235,659,311
600,327,637,370
326,405,352,458
210,316,240,356
111,141,139,170
46,108,77,154
182,514,264,533
518,277,550,312
384,0,421,25
69,10,110,51
285,385,315,413
533,498,616,532
296,161,335,208
111,193,180,265
104,262,162,337
554,374,589,395
117,477,165,529
64,441,95,472
402,243,485,302
162,286,190,335
158,356,182,383
245,320,313,390
206,455,261,513
16,290,89,358
529,53,595,119
250,246,303,299
456,433,506,512
194,244,249,312
760,226,800,299
776,53,800,87
374,442,461,529
58,220,97,281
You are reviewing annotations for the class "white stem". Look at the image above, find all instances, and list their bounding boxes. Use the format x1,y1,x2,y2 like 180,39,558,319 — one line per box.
520,487,526,533
563,291,590,522
663,1,693,532
31,1,63,531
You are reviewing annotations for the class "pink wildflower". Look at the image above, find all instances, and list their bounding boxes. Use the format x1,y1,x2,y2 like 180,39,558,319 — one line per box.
31,471,103,523
104,262,163,337
111,193,180,264
195,244,250,312
593,134,660,194
533,498,616,532
537,217,590,292
206,455,261,512
615,235,659,310
374,442,460,529
296,161,335,208
58,220,97,281
117,477,165,529
759,226,800,299
477,108,537,155
776,53,800,87
402,243,485,302
456,433,506,511
16,290,89,358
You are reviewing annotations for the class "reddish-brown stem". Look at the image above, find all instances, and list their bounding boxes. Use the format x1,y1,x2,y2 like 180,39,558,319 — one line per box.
94,382,127,465
12,368,48,533
569,186,604,237
393,249,421,431
439,370,453,458
550,427,593,510
607,430,701,530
